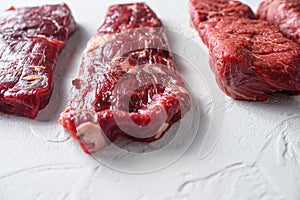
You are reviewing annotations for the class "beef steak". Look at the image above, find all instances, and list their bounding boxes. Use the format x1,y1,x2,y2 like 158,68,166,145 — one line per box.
190,0,300,100
0,4,76,118
257,0,300,44
190,0,255,28
58,3,191,153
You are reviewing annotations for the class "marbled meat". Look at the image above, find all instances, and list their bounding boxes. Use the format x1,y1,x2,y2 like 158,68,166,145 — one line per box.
58,3,191,153
0,4,76,118
190,0,300,100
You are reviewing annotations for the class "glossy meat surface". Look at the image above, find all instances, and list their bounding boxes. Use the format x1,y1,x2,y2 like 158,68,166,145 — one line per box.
59,3,191,154
0,4,76,118
190,0,300,100
257,0,300,44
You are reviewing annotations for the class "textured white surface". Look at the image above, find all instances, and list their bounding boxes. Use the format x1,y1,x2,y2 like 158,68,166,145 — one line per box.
0,0,300,199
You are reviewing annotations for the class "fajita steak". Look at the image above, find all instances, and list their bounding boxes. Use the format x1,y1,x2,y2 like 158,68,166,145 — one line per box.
190,0,300,100
58,3,191,154
0,4,76,119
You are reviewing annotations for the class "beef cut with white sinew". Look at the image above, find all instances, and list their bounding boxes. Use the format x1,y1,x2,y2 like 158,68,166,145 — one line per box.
190,0,300,100
58,3,191,154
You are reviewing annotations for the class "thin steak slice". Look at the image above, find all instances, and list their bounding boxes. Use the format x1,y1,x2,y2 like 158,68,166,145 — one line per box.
190,0,300,100
257,0,300,44
0,4,76,119
58,3,191,154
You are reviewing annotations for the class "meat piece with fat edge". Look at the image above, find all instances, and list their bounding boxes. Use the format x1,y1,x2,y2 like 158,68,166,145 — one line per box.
58,3,191,154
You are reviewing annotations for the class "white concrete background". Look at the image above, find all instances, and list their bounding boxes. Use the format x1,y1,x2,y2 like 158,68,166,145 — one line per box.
0,0,299,199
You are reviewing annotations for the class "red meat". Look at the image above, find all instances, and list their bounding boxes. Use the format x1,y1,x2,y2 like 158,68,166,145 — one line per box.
0,4,76,118
190,0,300,100
189,0,255,28
257,0,300,44
58,3,191,154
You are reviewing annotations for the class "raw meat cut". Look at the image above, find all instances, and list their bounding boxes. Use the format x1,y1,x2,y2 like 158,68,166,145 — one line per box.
257,0,300,44
0,4,76,119
190,0,300,100
58,3,191,154
189,0,255,29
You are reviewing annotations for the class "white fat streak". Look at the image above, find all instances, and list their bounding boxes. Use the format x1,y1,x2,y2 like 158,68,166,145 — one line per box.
77,122,107,152
129,4,138,12
155,123,169,139
83,34,112,56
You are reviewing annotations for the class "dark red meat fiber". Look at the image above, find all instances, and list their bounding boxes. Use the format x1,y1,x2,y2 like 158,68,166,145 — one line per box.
0,4,76,118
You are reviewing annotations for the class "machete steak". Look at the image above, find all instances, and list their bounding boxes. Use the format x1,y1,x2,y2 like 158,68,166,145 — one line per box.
0,4,76,118
58,3,191,153
257,0,300,44
190,0,300,100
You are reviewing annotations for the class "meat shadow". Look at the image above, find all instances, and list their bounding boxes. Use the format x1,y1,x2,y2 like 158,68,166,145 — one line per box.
234,93,300,118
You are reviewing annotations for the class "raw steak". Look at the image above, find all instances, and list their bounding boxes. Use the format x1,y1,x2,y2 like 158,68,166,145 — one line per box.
190,0,300,100
0,4,76,118
58,3,191,154
189,0,255,29
257,0,300,44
